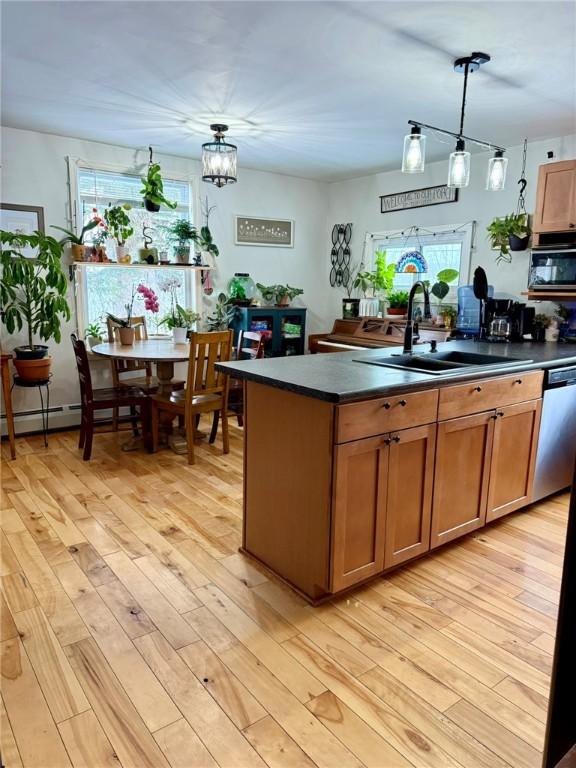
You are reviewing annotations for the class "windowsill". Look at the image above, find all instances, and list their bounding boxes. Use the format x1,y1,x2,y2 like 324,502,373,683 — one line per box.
70,262,212,270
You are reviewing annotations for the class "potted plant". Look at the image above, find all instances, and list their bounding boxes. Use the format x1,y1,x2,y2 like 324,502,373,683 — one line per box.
440,305,458,329
352,251,396,316
140,163,177,212
487,213,531,264
532,313,550,342
228,274,256,306
195,225,220,265
166,219,197,264
341,264,361,319
85,322,103,350
430,268,459,316
205,293,236,331
160,305,200,343
51,211,102,261
0,230,70,381
104,203,133,262
107,283,159,345
256,283,304,307
387,290,410,316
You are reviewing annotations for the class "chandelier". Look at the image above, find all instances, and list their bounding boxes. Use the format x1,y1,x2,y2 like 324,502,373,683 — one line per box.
402,52,508,191
202,124,238,188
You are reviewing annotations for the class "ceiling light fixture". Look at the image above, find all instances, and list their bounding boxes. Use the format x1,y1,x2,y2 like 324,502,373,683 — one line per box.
202,124,237,188
402,52,507,191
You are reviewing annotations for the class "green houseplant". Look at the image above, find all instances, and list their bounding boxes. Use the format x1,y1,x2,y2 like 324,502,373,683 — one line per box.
167,219,197,264
140,163,177,212
487,213,531,263
387,290,410,316
85,321,103,350
256,283,304,307
51,212,101,261
205,293,236,331
160,304,200,343
0,230,70,381
104,203,134,261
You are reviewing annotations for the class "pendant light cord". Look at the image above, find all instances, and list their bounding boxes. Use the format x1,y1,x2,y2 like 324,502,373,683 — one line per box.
458,62,470,138
516,138,528,215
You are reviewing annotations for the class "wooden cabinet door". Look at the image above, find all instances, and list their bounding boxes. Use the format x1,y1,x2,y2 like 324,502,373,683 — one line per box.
331,435,387,591
384,424,436,568
486,400,542,523
431,411,495,549
534,160,576,233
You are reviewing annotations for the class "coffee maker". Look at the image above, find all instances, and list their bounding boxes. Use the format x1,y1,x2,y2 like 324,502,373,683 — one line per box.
484,299,535,342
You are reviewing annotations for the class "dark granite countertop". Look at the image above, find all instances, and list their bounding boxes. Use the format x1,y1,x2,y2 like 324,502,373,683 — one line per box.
217,340,576,403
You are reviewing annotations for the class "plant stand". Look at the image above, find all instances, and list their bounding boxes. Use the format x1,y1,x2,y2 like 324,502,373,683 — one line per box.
12,374,52,448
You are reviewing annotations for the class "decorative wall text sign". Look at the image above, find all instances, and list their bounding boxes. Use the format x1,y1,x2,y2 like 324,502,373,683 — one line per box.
380,185,458,214
235,216,294,247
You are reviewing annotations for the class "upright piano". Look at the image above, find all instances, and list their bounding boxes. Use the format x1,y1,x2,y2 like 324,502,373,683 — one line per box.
309,317,451,353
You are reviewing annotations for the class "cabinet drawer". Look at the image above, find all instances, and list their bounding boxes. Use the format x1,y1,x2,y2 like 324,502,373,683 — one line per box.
336,389,439,443
438,371,544,421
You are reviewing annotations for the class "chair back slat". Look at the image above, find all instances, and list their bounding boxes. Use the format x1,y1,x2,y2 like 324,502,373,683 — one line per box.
237,330,265,360
186,331,233,405
71,334,94,406
106,316,152,381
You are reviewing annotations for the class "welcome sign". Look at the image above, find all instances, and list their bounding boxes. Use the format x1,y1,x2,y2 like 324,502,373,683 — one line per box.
380,185,458,213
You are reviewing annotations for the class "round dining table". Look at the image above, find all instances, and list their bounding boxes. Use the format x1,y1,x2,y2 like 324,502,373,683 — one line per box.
91,340,190,395
91,340,191,452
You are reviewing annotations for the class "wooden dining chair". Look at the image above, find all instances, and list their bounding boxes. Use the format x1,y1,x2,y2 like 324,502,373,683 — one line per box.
106,315,184,430
71,334,152,460
151,330,233,465
228,330,265,427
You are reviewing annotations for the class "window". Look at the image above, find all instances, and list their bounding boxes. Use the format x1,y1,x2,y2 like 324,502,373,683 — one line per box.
73,166,196,336
369,224,473,307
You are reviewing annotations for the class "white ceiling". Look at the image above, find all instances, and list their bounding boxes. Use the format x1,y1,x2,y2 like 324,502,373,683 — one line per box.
2,1,575,181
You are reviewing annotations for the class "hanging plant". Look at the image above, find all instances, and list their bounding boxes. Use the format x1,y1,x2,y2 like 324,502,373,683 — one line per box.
140,147,177,212
488,139,531,264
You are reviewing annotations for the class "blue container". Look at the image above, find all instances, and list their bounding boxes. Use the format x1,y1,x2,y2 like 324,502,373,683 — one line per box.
457,285,494,336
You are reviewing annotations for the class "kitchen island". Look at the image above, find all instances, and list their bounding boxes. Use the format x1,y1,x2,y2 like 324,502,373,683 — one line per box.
219,340,576,603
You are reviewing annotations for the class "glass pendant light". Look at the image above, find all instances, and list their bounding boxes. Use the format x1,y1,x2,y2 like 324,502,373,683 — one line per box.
447,138,470,188
202,124,237,187
486,149,508,191
402,126,426,173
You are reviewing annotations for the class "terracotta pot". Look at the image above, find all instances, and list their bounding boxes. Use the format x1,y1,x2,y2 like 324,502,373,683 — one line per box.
276,295,290,307
118,326,135,346
70,244,86,261
387,307,407,316
13,356,52,382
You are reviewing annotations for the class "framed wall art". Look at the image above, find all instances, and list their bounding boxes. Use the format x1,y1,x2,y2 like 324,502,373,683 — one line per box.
235,216,294,247
0,204,46,258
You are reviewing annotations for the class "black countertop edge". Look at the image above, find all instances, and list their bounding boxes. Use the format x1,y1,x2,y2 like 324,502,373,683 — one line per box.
217,340,576,404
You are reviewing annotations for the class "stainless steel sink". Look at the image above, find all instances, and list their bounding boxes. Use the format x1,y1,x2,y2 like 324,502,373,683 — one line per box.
355,350,533,376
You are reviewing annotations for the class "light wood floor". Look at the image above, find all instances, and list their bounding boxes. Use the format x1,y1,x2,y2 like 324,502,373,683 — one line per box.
0,422,567,768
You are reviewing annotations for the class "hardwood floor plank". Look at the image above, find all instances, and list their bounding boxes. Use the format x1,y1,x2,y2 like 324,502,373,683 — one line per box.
74,516,121,556
58,710,119,768
179,638,266,729
221,551,269,588
493,676,549,724
68,541,117,586
445,699,541,768
306,691,411,768
243,715,319,768
104,550,198,649
1,638,72,767
2,571,38,612
134,631,267,768
532,632,556,654
65,637,170,768
134,553,201,613
96,578,157,639
0,531,21,576
153,718,218,768
195,582,326,703
183,605,239,654
0,694,23,768
14,606,90,723
0,591,18,641
6,530,89,645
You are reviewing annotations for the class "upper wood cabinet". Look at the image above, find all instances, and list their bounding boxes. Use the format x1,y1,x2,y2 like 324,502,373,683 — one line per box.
533,160,576,233
486,400,542,523
431,410,495,549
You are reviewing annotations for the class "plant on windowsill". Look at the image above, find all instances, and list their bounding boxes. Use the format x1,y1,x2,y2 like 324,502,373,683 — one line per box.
487,213,531,264
387,290,410,317
0,230,70,382
85,322,104,350
256,283,304,307
104,203,134,262
51,211,102,261
166,219,197,265
140,163,177,212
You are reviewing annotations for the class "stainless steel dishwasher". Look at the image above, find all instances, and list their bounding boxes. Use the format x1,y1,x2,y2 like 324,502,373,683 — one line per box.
533,364,576,501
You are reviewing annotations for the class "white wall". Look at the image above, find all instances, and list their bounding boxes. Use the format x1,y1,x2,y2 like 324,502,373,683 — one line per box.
1,126,328,428
326,134,576,321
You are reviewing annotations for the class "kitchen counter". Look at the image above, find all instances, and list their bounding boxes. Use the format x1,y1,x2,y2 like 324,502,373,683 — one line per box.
218,339,576,403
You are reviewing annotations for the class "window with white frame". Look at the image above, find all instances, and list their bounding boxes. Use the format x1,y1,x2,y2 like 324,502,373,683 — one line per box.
73,165,196,336
369,224,473,309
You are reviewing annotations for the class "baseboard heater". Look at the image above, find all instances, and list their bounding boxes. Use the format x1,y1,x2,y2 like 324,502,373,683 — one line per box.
1,402,137,436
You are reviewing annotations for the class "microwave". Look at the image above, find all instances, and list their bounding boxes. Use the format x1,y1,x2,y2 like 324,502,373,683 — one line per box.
529,248,576,290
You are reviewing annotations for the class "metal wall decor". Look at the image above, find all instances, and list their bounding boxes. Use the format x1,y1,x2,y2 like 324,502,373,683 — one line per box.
330,223,352,287
380,186,458,214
